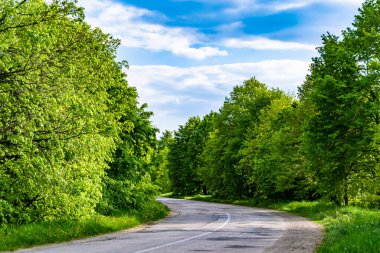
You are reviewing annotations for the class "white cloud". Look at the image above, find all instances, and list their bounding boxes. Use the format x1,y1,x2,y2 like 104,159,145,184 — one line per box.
77,0,227,60
223,0,259,14
126,60,311,131
223,37,316,50
220,0,364,14
217,22,244,33
269,0,364,12
127,60,310,92
320,0,363,4
271,2,310,12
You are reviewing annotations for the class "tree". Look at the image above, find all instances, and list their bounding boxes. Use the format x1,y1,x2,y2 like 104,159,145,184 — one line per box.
0,0,111,223
151,131,174,193
0,0,157,224
97,102,159,214
300,0,380,205
200,78,283,197
239,98,317,200
167,113,215,196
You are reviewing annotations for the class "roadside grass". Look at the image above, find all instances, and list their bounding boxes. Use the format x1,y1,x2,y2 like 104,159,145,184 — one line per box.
179,194,380,253
0,201,169,252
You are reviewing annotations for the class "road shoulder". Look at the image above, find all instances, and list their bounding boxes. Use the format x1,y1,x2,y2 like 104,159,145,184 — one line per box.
263,210,323,253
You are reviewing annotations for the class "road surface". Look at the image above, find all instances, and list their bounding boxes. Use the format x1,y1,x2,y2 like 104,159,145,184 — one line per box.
15,197,323,253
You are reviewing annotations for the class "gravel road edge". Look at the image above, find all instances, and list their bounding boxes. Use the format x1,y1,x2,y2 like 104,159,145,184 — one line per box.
263,210,324,253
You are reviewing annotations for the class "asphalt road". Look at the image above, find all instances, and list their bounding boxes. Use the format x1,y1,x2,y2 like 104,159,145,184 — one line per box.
16,197,323,253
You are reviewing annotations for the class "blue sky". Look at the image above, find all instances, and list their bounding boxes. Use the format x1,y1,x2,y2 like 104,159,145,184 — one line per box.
78,0,364,133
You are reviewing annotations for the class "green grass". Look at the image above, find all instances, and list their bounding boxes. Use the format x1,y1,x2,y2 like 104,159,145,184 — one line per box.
181,194,380,253
0,201,169,252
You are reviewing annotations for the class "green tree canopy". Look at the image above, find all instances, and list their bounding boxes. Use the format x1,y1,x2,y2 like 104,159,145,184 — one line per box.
0,0,157,224
201,78,284,197
168,113,215,196
300,0,380,205
151,131,174,193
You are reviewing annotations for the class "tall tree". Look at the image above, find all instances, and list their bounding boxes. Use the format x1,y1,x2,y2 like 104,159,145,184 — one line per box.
239,98,317,200
167,113,215,196
97,102,158,214
168,117,202,195
0,0,157,224
300,0,380,205
201,79,283,197
151,131,174,193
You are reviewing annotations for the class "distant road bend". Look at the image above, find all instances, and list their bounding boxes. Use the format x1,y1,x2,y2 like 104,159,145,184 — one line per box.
17,197,323,253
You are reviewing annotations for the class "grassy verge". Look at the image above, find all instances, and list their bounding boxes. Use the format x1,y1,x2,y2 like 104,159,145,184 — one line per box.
179,194,380,253
0,201,169,252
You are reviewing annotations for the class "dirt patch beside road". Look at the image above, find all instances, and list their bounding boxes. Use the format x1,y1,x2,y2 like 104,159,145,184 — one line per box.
264,211,323,253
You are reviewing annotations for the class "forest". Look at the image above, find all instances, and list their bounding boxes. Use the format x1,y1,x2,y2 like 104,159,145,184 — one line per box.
0,0,379,241
159,0,380,207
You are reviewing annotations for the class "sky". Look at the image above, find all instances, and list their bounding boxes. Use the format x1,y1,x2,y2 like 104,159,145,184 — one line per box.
77,0,364,133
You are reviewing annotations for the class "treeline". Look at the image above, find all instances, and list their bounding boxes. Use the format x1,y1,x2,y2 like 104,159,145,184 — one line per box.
0,0,158,225
161,0,380,206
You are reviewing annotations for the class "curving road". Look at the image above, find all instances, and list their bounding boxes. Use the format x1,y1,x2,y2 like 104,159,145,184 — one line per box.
16,197,323,253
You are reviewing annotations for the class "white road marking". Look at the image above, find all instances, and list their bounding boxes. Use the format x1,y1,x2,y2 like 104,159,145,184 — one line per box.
133,212,231,253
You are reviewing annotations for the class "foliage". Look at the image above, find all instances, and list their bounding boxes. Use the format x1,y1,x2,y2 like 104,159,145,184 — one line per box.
1,0,109,223
97,103,159,214
151,131,174,193
301,0,380,205
201,79,284,197
0,0,159,225
239,97,317,200
168,113,215,196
